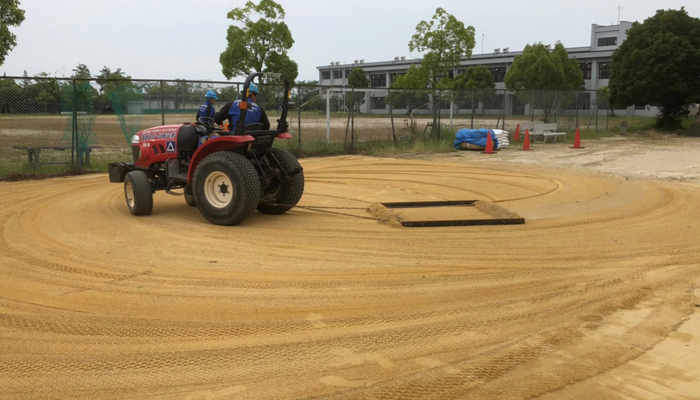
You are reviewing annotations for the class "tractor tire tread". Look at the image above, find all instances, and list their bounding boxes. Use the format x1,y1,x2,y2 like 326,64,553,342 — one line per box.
192,151,261,226
125,170,153,216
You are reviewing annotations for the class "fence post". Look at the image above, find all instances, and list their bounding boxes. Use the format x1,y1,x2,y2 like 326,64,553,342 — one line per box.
501,90,506,130
437,89,441,140
554,90,558,124
351,86,355,150
530,91,535,123
449,98,454,132
297,87,301,149
595,95,599,131
326,88,331,145
72,78,77,168
575,93,579,128
470,90,475,129
388,87,397,145
160,81,165,125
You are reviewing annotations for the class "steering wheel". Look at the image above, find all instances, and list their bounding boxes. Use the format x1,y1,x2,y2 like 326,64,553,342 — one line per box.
198,117,215,127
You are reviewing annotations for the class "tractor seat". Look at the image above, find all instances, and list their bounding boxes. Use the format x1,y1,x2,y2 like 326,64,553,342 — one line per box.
246,123,265,131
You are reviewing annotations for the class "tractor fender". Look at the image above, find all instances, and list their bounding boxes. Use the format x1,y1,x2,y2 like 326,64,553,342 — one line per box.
187,136,255,182
276,132,292,139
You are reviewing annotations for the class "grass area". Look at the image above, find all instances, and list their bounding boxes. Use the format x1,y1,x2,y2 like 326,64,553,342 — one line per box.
1,112,695,180
277,134,458,158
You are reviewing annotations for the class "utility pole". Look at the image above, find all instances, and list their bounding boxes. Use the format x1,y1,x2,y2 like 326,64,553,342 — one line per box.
481,30,484,54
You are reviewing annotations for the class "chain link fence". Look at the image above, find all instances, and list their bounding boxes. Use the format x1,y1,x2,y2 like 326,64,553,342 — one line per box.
1,75,644,179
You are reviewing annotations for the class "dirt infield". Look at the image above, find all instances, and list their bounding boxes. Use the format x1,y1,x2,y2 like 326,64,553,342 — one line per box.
1,136,699,399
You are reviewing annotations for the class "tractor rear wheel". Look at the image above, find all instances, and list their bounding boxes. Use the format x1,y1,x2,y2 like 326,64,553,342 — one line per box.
124,170,153,216
192,152,261,226
257,148,304,215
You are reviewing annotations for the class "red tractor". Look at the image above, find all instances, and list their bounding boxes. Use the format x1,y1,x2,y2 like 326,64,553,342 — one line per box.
108,73,304,226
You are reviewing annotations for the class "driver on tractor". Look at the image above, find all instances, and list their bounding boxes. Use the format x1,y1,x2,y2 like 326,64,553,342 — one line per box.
213,82,270,131
196,90,218,126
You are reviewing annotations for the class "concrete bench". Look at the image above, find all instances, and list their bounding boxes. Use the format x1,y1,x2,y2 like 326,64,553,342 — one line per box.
531,123,566,143
13,145,102,170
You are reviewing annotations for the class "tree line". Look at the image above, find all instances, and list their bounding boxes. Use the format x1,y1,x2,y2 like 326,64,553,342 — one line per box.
1,0,697,128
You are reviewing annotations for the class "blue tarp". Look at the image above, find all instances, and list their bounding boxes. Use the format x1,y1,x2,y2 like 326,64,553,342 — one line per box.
453,129,499,150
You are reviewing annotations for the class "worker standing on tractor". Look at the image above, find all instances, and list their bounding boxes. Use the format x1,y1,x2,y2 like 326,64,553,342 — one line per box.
214,82,270,131
196,90,218,126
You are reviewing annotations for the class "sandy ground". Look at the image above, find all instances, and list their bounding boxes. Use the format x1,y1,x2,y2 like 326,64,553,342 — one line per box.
1,135,699,399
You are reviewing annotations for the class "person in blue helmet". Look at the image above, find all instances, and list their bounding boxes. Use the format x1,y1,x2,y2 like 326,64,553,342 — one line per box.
196,90,218,126
213,82,270,131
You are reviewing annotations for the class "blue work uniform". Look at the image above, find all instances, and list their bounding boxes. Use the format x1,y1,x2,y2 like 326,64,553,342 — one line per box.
197,101,215,125
228,99,263,126
212,98,270,131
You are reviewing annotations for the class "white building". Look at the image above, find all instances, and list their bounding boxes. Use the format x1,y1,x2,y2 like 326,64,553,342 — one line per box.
316,22,657,117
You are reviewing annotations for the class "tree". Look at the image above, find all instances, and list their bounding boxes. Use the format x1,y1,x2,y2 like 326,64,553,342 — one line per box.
102,68,133,97
31,72,60,114
452,65,495,114
65,63,99,113
0,76,21,113
408,8,475,130
0,0,25,66
219,0,298,82
72,64,91,81
345,68,368,112
294,80,324,111
95,66,111,93
20,69,30,89
609,8,700,130
102,68,140,116
386,65,430,113
504,42,583,122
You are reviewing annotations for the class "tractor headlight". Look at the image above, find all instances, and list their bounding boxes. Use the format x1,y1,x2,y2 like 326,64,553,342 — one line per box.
131,135,140,144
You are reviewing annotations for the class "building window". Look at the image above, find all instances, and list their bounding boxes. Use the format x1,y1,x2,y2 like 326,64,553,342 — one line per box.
332,70,343,79
390,73,405,84
564,92,592,110
598,37,617,47
579,62,592,79
321,71,330,80
345,70,352,78
457,69,466,76
370,97,386,110
487,67,506,82
438,96,451,110
598,62,612,79
483,94,504,110
370,74,387,87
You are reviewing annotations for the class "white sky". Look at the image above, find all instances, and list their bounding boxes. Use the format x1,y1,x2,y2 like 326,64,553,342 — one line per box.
1,0,697,82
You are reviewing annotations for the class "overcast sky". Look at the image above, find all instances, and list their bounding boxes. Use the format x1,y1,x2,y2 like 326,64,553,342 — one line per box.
1,0,697,83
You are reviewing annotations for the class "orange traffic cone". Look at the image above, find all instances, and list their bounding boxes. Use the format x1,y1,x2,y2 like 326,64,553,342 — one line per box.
514,123,521,141
482,130,496,154
570,127,584,149
522,129,531,151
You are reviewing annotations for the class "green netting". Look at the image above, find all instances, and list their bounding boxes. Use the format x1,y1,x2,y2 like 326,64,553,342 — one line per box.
108,83,143,145
60,82,97,166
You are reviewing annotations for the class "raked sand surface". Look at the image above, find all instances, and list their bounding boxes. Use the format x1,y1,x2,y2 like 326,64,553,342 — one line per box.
1,136,699,399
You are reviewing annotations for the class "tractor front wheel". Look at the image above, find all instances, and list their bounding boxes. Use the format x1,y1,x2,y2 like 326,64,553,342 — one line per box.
124,170,153,216
192,152,261,226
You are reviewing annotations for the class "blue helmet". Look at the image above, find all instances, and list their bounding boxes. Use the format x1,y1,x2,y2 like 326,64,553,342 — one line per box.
248,82,258,95
205,90,218,100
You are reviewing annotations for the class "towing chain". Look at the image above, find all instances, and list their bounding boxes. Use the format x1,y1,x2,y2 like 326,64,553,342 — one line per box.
268,203,377,221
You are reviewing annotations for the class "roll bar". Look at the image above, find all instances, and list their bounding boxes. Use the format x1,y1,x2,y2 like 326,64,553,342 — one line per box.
235,72,291,135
